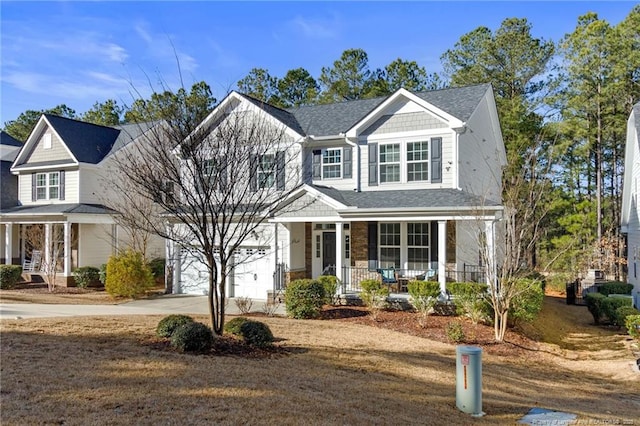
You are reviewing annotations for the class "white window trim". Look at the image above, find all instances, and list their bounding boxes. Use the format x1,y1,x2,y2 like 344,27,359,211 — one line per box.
377,138,438,185
379,222,431,270
406,141,430,183
35,171,60,200
43,133,52,150
322,147,342,180
257,153,276,189
379,143,401,184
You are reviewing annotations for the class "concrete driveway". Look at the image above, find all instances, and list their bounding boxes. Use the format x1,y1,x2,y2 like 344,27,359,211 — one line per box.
0,295,285,320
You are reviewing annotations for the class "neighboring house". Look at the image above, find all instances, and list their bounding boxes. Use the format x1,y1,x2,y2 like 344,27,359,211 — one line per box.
173,84,506,299
620,102,640,308
0,115,163,285
0,131,23,264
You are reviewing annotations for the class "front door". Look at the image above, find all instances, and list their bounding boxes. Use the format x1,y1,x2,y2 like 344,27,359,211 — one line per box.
322,232,336,272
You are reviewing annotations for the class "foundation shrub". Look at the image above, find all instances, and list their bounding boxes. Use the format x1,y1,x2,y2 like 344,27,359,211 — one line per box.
99,264,107,285
598,282,633,296
445,321,465,343
586,293,633,325
170,322,214,352
105,250,154,298
613,306,640,328
625,315,640,340
72,266,100,289
285,279,326,319
508,278,545,326
157,314,195,338
447,282,489,324
407,280,441,327
0,265,23,289
360,279,389,320
148,258,166,282
317,275,339,305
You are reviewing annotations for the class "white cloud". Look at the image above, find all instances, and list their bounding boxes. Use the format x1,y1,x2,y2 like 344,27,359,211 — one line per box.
289,15,341,39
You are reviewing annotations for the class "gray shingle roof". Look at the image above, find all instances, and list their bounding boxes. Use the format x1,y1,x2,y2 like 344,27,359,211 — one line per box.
1,131,23,147
44,114,121,164
237,94,306,135
0,203,117,215
284,84,491,137
311,185,500,210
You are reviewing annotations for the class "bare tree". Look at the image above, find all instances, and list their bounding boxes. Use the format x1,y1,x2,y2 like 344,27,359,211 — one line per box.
105,92,304,334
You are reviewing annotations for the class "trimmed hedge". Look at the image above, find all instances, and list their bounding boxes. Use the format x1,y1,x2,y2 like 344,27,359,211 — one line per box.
0,265,23,289
626,315,640,340
72,266,100,289
157,314,195,338
585,292,633,325
224,316,250,336
239,320,274,347
170,322,214,352
613,306,640,328
285,279,326,319
598,282,633,296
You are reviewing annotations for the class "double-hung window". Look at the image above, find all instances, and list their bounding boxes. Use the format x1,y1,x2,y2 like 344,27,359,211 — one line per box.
322,148,342,179
407,141,429,182
257,154,276,188
35,172,60,200
408,222,430,270
379,144,401,183
379,223,401,268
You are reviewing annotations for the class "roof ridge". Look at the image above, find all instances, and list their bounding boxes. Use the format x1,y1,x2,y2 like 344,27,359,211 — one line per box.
43,113,121,131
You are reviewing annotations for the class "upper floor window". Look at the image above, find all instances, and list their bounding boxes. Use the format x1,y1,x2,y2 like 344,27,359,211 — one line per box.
258,154,276,189
251,151,285,191
35,171,61,200
379,144,401,183
322,148,342,179
407,141,429,182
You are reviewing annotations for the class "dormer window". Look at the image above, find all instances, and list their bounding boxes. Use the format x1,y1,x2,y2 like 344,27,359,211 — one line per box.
35,171,61,200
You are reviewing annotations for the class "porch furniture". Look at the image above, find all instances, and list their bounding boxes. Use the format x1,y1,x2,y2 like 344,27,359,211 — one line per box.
23,250,42,272
376,267,398,292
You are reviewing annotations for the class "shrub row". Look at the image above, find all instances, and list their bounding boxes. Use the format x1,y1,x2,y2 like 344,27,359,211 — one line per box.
0,265,23,289
597,282,633,296
156,315,213,353
72,266,100,288
626,315,640,340
585,293,636,326
224,317,274,347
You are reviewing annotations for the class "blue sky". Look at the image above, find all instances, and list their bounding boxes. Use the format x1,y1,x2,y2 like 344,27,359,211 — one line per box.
0,1,635,126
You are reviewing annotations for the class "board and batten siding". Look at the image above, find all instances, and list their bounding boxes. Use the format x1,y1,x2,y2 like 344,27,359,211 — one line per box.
17,169,79,205
24,128,74,164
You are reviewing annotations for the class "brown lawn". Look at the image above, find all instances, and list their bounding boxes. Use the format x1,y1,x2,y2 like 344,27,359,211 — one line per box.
1,296,639,425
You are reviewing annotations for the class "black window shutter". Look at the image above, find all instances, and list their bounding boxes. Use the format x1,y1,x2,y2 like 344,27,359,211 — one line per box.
368,143,378,186
31,173,36,201
431,137,442,183
276,151,285,190
312,150,321,179
430,221,438,265
59,170,65,200
249,155,258,192
343,147,352,178
368,221,378,270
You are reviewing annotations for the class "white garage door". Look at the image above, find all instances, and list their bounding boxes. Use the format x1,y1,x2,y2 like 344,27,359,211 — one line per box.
178,247,274,299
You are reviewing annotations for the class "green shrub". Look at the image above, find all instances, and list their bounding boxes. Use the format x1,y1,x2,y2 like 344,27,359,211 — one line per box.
170,322,214,353
598,282,633,296
585,292,607,324
105,250,154,298
224,316,250,336
360,279,389,320
613,306,640,328
239,320,274,347
157,314,195,338
317,275,339,305
586,293,633,325
509,278,544,325
72,266,100,289
0,265,23,289
99,264,107,285
408,280,441,326
445,321,465,343
545,272,572,294
447,282,489,324
284,279,326,319
148,258,165,280
625,315,640,340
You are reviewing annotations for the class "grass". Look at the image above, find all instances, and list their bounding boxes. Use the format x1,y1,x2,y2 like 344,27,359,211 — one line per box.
1,308,639,425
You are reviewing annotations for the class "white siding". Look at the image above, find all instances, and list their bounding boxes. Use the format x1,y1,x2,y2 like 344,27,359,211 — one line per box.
78,223,113,268
455,221,482,270
458,94,503,202
17,169,79,205
24,128,73,164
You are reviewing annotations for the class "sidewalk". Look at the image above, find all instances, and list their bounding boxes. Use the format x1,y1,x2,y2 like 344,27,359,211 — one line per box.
0,295,286,320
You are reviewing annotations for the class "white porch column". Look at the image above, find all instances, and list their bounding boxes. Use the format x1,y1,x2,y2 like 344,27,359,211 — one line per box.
438,220,447,297
485,220,496,288
335,222,344,283
63,222,71,276
5,224,13,265
44,223,51,270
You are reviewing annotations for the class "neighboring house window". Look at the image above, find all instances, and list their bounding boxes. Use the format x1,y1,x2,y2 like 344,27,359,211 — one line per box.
379,144,401,183
200,157,227,191
35,171,60,200
43,133,52,149
379,223,401,268
322,148,342,179
258,154,276,189
407,141,429,182
407,222,430,270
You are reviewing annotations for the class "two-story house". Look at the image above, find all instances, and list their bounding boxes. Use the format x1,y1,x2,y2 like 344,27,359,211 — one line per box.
173,84,506,300
0,131,23,264
621,102,640,308
0,114,164,286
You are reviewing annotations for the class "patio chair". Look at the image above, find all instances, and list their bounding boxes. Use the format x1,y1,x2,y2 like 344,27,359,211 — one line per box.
23,250,42,272
376,267,398,292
